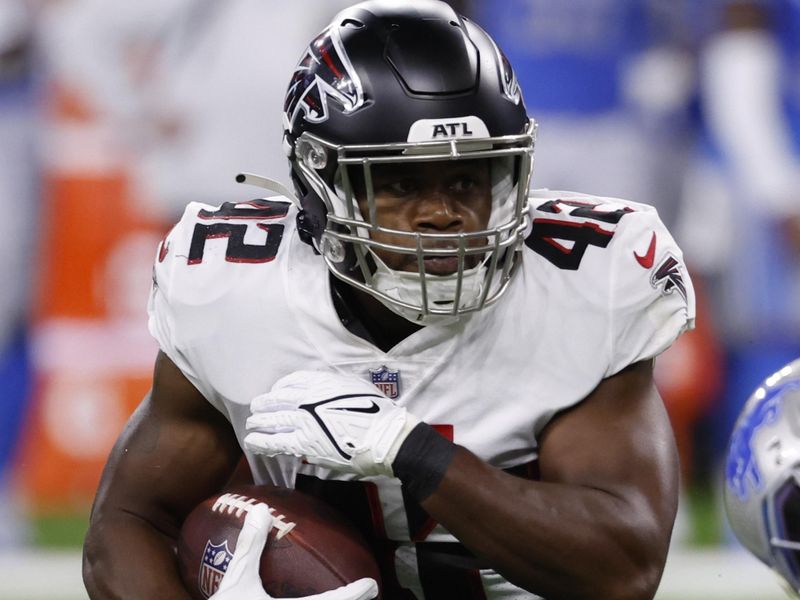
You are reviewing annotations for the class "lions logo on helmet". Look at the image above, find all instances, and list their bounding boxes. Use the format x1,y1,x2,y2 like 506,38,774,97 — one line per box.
724,358,800,592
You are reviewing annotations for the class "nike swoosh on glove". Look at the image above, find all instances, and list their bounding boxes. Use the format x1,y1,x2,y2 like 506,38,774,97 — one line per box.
244,370,420,477
209,503,378,600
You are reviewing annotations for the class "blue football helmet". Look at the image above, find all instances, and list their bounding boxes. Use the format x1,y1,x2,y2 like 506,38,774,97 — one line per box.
724,358,800,592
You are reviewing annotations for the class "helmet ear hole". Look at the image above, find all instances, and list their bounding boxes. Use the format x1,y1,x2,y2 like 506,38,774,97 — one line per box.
295,210,316,249
290,170,325,247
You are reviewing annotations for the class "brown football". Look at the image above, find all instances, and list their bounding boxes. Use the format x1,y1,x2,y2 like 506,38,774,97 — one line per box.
177,484,381,599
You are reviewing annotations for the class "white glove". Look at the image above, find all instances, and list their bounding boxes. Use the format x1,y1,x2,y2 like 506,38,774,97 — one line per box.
244,370,420,477
209,503,378,600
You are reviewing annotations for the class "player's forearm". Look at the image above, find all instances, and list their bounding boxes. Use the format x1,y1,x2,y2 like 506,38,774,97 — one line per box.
417,448,670,600
83,511,193,600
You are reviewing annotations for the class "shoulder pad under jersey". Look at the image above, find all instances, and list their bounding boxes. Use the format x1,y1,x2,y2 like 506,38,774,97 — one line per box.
525,189,695,376
147,198,295,391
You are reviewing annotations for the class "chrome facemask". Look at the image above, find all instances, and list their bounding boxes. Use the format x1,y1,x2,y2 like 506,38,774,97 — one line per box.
292,120,536,325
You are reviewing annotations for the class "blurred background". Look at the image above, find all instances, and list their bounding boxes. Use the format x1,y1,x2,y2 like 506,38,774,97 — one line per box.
1,0,798,598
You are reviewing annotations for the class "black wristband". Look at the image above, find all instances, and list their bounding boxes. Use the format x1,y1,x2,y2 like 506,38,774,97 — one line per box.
393,422,457,502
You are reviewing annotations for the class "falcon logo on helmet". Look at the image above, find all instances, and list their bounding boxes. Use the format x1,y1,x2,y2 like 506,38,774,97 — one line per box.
284,26,365,132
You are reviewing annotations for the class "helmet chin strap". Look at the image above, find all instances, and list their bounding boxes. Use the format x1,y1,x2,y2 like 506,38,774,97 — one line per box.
368,251,487,326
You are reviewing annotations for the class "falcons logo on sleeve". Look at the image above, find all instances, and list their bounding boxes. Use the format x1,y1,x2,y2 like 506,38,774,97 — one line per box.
284,26,365,131
651,254,687,301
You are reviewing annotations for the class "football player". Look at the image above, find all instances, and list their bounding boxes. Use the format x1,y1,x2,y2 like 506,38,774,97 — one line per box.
724,358,800,595
83,1,696,599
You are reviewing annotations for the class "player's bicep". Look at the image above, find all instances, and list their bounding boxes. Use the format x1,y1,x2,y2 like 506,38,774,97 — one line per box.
91,351,242,538
538,360,679,529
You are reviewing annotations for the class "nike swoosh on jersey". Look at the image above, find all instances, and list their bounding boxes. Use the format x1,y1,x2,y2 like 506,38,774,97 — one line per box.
633,231,657,269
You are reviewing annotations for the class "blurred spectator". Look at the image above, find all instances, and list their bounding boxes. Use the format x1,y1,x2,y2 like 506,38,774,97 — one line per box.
683,0,800,470
41,0,357,221
0,0,37,351
0,0,40,546
469,0,697,229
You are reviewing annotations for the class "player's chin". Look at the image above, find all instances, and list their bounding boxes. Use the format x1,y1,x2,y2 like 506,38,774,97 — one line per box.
422,256,462,275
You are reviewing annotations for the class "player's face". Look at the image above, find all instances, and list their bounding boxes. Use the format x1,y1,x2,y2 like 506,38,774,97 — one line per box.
354,158,493,274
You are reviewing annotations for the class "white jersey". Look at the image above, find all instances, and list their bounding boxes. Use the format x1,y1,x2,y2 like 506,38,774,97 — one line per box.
148,189,695,600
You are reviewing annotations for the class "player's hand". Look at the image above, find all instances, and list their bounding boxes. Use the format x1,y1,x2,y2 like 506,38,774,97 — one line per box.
244,370,420,477
210,503,378,600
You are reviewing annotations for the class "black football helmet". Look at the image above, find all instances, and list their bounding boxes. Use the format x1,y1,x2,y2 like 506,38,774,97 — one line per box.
283,0,535,325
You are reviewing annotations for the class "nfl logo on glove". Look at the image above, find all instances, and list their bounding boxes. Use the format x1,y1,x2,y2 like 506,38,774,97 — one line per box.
199,540,232,598
370,366,400,399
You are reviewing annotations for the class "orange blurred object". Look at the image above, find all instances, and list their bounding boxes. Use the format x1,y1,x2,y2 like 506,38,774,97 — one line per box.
655,276,722,484
15,84,169,512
